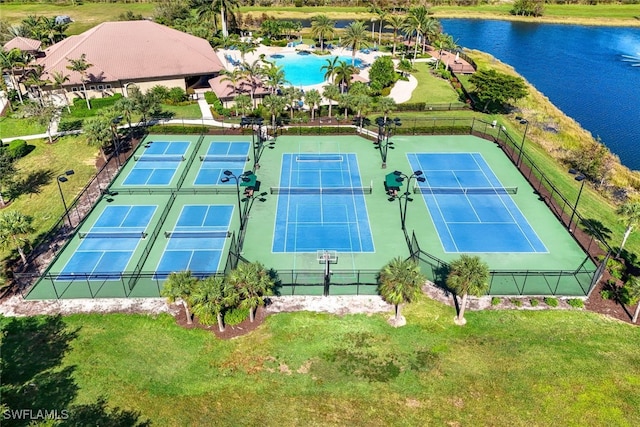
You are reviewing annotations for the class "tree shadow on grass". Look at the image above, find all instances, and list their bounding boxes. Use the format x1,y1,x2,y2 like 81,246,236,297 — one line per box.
580,218,612,243
9,169,54,199
0,315,150,426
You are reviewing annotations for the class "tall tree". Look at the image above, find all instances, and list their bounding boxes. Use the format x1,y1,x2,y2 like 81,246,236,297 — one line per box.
0,210,35,266
23,65,49,106
226,262,274,323
262,94,286,133
304,89,322,121
190,275,238,332
240,59,264,108
403,6,430,63
616,200,640,257
310,15,335,51
237,42,256,62
114,96,136,131
233,94,252,117
51,71,71,113
83,115,114,163
625,276,640,324
469,69,528,113
66,54,93,110
337,93,353,120
321,56,340,84
333,60,355,93
23,100,57,144
342,21,369,66
385,14,406,56
160,271,198,325
322,83,340,119
262,62,288,95
0,48,28,104
446,255,490,326
377,96,397,121
282,87,303,120
217,0,240,37
377,257,425,325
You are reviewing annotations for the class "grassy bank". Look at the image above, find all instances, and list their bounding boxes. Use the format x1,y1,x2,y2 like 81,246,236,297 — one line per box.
3,298,639,426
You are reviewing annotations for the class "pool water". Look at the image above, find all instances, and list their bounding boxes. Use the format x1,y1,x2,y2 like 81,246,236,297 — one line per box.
269,53,363,86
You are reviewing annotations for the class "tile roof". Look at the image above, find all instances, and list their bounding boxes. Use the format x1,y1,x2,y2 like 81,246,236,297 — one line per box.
3,37,42,52
208,74,269,100
37,20,224,86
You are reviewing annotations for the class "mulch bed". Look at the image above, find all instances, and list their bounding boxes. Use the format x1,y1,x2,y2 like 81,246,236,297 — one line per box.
585,280,638,324
172,304,267,339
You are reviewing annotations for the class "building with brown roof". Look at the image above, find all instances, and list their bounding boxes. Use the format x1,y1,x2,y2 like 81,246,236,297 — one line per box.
37,20,225,101
3,37,42,54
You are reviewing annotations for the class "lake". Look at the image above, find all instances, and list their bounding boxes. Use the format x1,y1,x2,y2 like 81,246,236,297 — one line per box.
439,19,640,171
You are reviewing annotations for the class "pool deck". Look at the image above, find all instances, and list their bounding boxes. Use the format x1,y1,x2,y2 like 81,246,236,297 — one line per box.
216,44,418,105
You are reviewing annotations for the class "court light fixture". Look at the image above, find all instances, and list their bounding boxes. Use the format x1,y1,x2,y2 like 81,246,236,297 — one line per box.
57,169,75,228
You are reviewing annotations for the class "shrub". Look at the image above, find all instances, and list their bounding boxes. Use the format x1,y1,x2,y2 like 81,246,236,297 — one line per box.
146,125,207,134
166,87,188,104
224,307,249,326
491,296,500,306
606,258,625,280
567,299,584,309
544,297,559,307
58,119,84,132
70,94,123,117
6,139,31,160
530,299,539,307
511,299,522,307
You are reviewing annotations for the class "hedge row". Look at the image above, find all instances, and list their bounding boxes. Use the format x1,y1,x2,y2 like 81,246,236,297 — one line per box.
0,139,33,160
58,119,84,132
279,126,356,136
146,125,208,134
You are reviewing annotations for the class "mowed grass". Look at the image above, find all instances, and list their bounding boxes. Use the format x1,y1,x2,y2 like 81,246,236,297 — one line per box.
406,62,462,105
15,298,637,426
0,115,46,140
0,135,98,261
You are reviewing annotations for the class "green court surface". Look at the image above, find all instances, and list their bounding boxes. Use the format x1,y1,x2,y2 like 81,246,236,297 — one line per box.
27,133,594,299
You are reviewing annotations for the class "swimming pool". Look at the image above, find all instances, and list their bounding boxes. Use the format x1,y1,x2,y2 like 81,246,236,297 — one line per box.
269,53,363,86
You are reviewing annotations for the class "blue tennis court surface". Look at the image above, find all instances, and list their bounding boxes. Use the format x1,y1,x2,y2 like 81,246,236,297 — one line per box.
272,153,374,252
194,141,250,185
155,205,233,277
408,153,547,253
57,205,157,280
123,141,189,186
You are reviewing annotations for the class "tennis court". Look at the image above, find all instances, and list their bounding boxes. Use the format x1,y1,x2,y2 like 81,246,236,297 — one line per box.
155,204,233,278
193,141,250,186
408,153,547,253
272,153,374,253
123,140,190,186
57,205,157,280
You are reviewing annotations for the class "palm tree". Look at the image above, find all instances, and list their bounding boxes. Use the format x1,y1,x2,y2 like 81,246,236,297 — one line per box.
262,62,288,94
51,71,71,113
282,86,303,120
377,257,425,325
342,21,369,66
377,96,397,121
322,84,340,119
190,275,238,332
321,56,339,84
216,0,240,37
337,93,353,120
421,18,441,55
66,53,93,109
226,262,275,323
114,96,136,130
311,15,335,51
0,210,35,266
333,60,355,93
351,93,372,120
237,42,257,62
160,271,199,325
616,200,640,257
375,9,388,46
234,94,252,117
434,33,454,69
0,48,28,104
23,64,49,106
385,14,406,56
240,59,264,108
220,68,242,103
625,276,640,323
83,115,114,163
262,94,286,133
404,6,430,63
446,255,490,326
304,89,322,121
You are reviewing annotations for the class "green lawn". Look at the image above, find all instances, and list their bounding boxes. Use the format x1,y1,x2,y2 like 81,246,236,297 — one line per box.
0,135,98,262
2,298,639,426
0,114,46,140
406,62,463,104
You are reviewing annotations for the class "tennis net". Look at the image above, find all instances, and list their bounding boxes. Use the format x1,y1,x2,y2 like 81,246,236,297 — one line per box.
296,154,343,162
78,231,147,239
134,154,185,162
164,230,231,239
413,186,518,195
270,186,372,195
199,155,248,162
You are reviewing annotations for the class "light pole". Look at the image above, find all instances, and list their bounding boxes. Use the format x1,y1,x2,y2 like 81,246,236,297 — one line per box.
57,170,75,228
388,170,425,230
221,170,254,230
515,117,529,167
241,116,269,170
111,116,123,166
568,169,586,233
374,117,401,168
